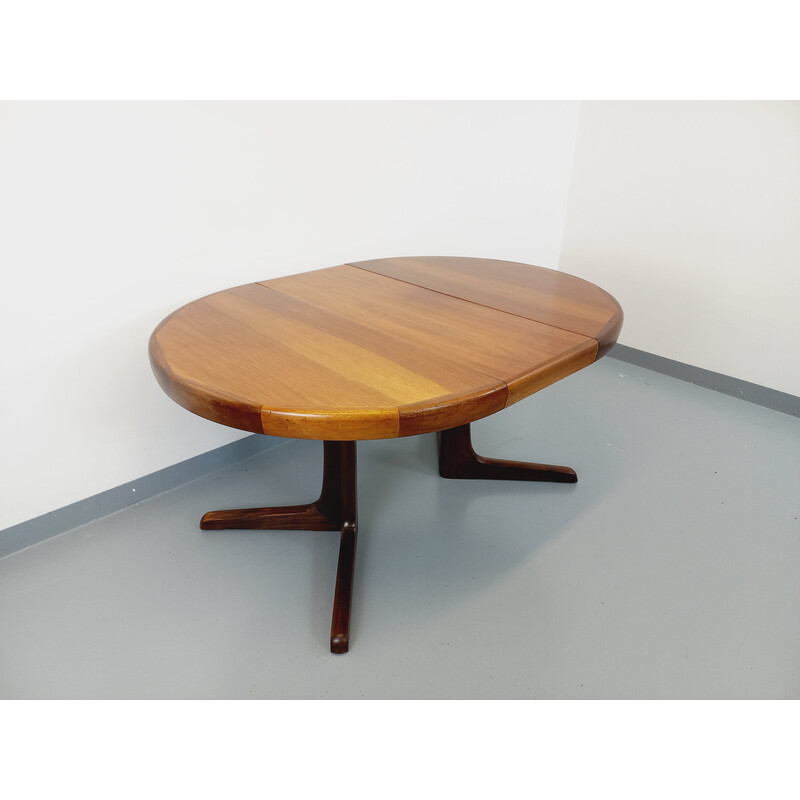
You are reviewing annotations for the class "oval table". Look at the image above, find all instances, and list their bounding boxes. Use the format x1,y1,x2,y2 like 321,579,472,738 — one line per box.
149,256,623,653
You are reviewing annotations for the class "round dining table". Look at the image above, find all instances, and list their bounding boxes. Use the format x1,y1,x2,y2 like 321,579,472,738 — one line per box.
149,256,623,653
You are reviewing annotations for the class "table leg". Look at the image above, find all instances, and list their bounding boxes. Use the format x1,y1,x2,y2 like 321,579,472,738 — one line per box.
325,441,358,655
437,423,577,483
331,521,357,654
200,440,359,654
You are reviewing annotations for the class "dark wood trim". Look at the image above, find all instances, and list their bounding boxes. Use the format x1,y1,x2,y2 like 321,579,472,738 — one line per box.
200,441,359,654
437,424,578,483
326,441,358,654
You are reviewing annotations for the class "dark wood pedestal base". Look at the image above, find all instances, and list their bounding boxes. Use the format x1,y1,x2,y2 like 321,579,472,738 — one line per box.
437,424,577,483
201,441,357,654
198,423,576,653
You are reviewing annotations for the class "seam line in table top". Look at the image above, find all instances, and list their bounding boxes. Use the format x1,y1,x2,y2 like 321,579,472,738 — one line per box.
253,269,600,365
345,262,602,352
249,276,597,410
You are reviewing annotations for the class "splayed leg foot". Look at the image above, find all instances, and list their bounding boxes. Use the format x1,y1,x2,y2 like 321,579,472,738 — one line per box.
199,440,359,654
437,424,577,483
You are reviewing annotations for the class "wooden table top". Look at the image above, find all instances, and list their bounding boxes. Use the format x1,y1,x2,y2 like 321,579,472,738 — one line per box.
149,256,623,440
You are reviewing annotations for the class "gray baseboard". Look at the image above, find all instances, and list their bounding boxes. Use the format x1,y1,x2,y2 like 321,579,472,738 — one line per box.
607,344,800,418
0,434,287,559
3,347,798,558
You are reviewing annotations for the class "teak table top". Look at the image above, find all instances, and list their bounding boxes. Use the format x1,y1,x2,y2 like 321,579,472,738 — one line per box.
149,256,623,441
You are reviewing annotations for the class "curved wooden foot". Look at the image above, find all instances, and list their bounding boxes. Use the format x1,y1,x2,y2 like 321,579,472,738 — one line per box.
437,424,577,483
200,441,359,654
200,502,338,531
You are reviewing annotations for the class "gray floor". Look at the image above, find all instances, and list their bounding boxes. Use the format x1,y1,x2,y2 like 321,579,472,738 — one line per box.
1,358,798,699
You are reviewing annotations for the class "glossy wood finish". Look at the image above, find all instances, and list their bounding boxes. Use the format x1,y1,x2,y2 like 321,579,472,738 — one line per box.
201,441,358,654
438,424,577,483
149,257,623,653
200,440,347,531
329,440,358,654
149,258,621,440
353,256,623,358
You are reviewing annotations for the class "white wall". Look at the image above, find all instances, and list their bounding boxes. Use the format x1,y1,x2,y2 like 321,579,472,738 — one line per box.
0,101,581,530
560,101,800,396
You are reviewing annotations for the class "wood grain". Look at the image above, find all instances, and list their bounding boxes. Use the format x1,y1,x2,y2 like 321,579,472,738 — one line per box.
351,256,623,357
261,266,598,421
149,258,621,440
